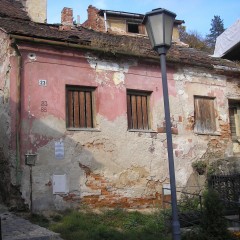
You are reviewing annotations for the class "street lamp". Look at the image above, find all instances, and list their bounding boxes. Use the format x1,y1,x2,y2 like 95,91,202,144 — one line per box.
143,8,181,240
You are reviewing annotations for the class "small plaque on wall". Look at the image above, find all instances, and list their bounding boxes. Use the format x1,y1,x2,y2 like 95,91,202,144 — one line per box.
55,141,64,160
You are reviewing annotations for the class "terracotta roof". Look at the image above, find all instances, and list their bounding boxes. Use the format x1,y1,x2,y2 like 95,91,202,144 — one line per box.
0,14,239,74
0,0,30,21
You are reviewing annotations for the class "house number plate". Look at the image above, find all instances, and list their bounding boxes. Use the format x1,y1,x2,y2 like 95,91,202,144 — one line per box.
39,79,47,86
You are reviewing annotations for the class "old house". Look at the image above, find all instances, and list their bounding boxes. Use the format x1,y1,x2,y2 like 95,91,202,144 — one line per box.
1,0,240,212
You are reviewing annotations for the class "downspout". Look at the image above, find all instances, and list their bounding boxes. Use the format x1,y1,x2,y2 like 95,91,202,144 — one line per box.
104,11,108,32
11,40,22,186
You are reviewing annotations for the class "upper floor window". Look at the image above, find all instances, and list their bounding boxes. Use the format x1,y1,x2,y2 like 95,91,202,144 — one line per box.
66,86,95,129
127,90,150,130
127,23,139,33
127,22,145,34
194,96,216,134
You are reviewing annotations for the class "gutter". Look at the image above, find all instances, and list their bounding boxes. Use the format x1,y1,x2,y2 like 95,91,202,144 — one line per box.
104,11,108,32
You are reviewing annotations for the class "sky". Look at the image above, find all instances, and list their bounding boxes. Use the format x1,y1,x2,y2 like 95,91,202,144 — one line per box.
47,0,240,36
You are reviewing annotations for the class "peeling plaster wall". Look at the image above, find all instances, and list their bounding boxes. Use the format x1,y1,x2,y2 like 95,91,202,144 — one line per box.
15,42,237,211
0,30,20,204
172,67,232,183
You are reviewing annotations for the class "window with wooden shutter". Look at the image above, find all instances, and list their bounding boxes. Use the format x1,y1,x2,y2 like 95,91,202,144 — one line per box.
138,24,146,34
194,96,216,134
127,90,150,130
66,86,95,128
228,100,240,140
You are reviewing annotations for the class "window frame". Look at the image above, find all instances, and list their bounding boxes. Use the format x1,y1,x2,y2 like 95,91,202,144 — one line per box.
127,22,140,33
127,90,151,131
66,85,96,130
228,99,240,141
194,95,217,135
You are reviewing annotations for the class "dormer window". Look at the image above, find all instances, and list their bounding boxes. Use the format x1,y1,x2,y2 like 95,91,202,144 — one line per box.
127,23,139,33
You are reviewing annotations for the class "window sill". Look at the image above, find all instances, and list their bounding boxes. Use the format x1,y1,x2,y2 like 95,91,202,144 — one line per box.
67,128,101,132
128,129,157,133
194,131,221,136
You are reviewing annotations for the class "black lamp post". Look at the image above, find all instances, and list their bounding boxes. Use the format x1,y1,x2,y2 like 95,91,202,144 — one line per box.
143,8,181,240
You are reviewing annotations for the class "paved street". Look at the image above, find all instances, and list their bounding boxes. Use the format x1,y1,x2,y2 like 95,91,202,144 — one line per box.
0,204,62,240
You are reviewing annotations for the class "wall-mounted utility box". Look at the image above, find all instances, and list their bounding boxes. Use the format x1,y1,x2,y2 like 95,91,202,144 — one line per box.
52,174,69,194
25,154,37,166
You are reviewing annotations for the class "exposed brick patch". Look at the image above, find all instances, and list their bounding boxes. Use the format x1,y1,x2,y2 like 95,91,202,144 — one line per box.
163,142,178,149
219,121,231,139
172,127,178,135
76,162,164,208
186,115,194,131
178,116,183,122
157,127,165,133
157,127,178,135
175,150,183,158
45,181,52,187
79,162,91,176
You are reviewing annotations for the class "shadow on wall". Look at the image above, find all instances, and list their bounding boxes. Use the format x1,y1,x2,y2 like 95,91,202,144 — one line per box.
0,96,104,211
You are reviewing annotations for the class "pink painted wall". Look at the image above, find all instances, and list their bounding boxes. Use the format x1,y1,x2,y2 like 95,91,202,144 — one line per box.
17,43,174,155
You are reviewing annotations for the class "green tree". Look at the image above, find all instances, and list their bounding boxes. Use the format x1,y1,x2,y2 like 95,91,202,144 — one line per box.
206,15,225,49
179,26,211,52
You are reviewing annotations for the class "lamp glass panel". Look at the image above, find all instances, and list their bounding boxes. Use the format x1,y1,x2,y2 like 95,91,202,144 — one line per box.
149,14,164,46
164,13,175,46
145,19,155,47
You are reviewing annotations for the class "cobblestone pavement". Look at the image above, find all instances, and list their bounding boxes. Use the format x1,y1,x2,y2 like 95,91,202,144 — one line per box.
0,204,63,240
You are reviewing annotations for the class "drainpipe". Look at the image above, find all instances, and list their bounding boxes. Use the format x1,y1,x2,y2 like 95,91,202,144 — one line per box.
11,40,22,186
104,11,108,32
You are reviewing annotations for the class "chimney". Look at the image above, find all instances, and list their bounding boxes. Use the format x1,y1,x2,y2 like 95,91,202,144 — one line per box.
61,7,73,26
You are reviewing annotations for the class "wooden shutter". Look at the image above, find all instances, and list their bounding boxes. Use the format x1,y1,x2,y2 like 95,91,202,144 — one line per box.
228,101,240,139
73,91,80,128
229,108,237,138
138,24,145,34
67,87,94,128
194,97,216,133
79,91,85,127
85,91,93,128
67,91,74,127
127,91,150,130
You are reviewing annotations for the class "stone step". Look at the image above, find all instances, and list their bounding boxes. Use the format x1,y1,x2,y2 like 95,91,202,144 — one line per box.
0,212,62,240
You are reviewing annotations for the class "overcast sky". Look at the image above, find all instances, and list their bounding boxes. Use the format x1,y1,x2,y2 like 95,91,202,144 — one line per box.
47,0,240,37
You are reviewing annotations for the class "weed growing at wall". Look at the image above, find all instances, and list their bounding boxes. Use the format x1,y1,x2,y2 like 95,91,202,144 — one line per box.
181,189,235,240
48,208,172,240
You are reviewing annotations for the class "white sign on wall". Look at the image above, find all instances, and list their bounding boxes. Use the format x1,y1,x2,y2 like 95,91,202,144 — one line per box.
55,141,64,160
39,79,47,87
163,183,171,195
